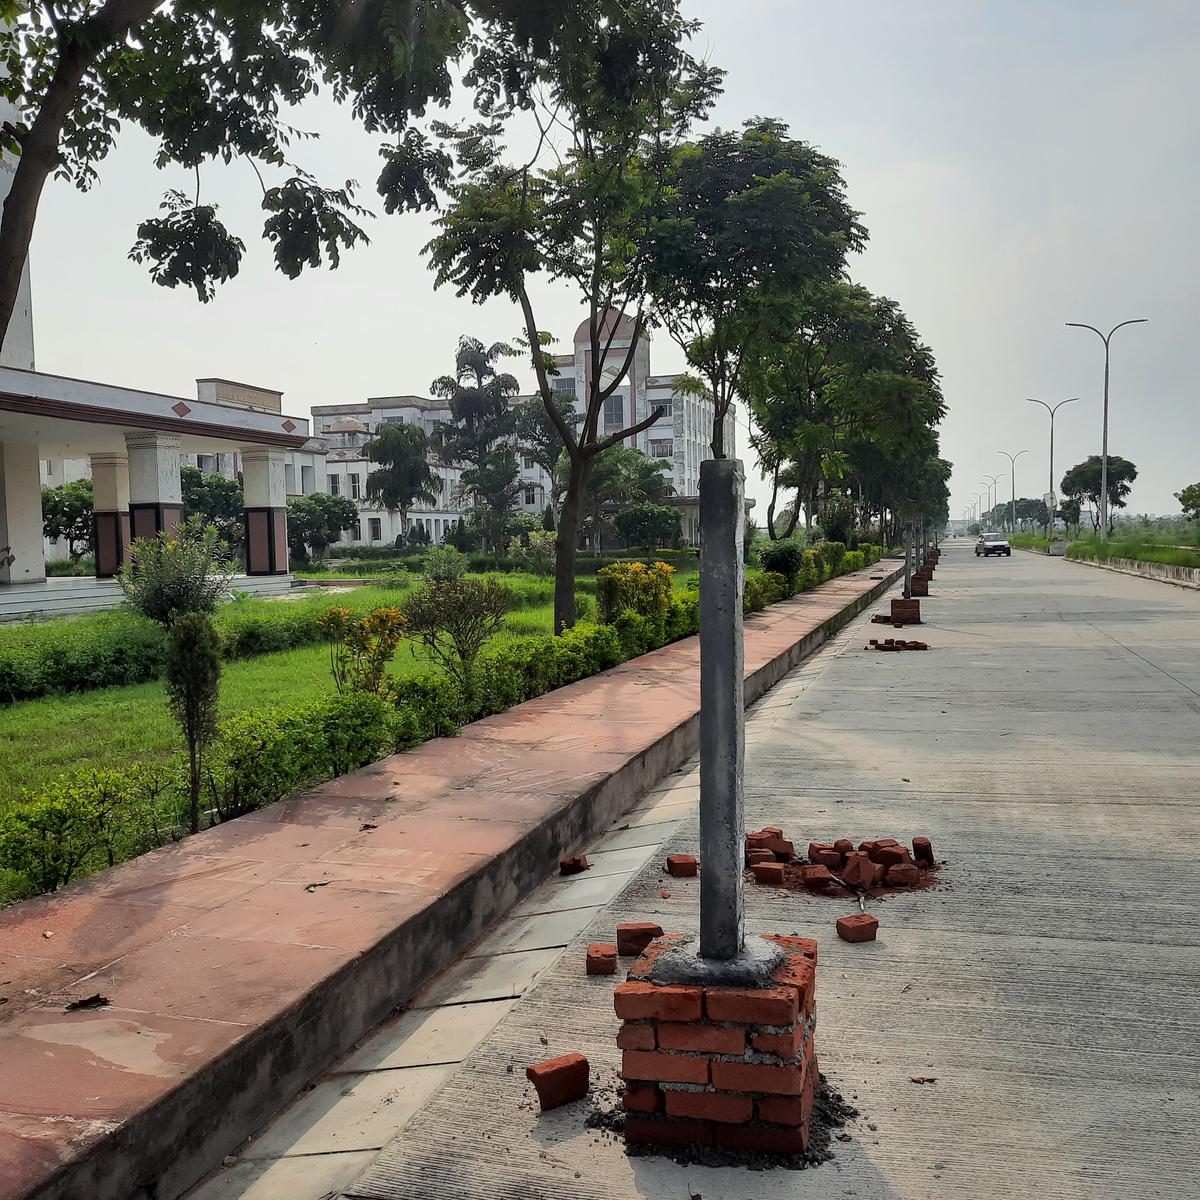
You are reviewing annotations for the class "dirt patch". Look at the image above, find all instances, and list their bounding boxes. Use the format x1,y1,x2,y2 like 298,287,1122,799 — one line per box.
585,1070,859,1171
773,860,950,901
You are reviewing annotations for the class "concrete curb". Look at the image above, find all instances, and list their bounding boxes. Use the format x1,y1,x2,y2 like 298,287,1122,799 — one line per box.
1015,545,1200,591
15,564,903,1200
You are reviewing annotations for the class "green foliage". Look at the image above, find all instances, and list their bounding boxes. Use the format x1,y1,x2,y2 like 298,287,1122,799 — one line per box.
595,561,675,625
508,530,556,576
1060,456,1138,532
423,545,469,581
41,479,94,560
742,576,767,614
363,422,442,529
614,503,681,552
757,538,806,588
759,571,791,604
1177,483,1200,522
401,577,513,690
287,492,360,559
818,540,846,575
165,613,222,834
181,466,243,548
120,517,234,627
316,606,407,697
841,550,866,572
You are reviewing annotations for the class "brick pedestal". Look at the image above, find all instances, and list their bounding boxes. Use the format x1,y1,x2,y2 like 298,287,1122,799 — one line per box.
910,577,929,597
890,597,922,624
616,934,818,1154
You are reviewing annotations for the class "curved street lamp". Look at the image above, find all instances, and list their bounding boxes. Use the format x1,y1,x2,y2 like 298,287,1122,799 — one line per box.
998,450,1029,532
1025,397,1079,531
1065,319,1148,538
981,474,1001,525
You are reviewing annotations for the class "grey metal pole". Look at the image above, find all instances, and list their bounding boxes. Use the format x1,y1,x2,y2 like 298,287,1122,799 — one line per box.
998,451,1029,534
1066,320,1147,541
1025,399,1079,535
903,524,912,597
698,457,745,961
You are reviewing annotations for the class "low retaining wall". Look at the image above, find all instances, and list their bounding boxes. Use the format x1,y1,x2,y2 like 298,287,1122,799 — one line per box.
1018,545,1200,591
1,563,903,1200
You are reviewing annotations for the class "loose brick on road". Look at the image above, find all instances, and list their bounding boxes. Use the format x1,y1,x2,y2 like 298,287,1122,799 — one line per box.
526,1052,589,1111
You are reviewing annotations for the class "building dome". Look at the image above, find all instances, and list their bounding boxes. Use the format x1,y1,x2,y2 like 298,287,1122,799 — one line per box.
327,416,368,434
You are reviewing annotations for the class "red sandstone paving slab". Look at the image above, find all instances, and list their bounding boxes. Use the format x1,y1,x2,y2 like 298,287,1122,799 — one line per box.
170,820,359,864
270,860,481,899
325,816,537,858
0,1006,243,1122
0,1113,107,1200
0,953,86,1018
305,843,489,897
238,791,426,830
183,880,438,951
0,896,194,972
67,850,270,911
59,932,353,1022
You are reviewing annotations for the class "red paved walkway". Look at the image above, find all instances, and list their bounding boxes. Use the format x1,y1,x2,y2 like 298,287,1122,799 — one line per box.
0,565,899,1200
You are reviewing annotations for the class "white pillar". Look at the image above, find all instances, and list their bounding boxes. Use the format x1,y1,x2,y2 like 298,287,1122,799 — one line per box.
0,440,46,584
90,453,131,578
125,432,183,542
241,447,288,575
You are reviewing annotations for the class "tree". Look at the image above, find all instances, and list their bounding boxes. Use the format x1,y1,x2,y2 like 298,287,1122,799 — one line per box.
514,391,580,517
563,445,673,550
1060,456,1138,533
615,503,681,553
286,493,359,560
0,1,612,350
1056,497,1082,533
1176,483,1200,524
431,336,521,551
362,421,441,536
647,119,866,456
181,466,243,548
424,0,721,633
41,478,93,559
164,611,220,835
400,577,512,695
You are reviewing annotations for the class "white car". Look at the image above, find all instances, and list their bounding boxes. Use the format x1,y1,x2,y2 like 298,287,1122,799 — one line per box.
976,533,1011,557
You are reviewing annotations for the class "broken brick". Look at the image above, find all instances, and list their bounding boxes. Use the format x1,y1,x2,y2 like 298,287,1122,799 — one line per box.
585,943,617,975
705,985,798,1026
833,838,855,855
559,854,589,875
751,861,785,885
809,847,843,869
913,836,935,865
798,863,836,893
616,1023,656,1051
665,854,698,878
616,922,664,956
762,933,819,962
758,1095,808,1126
877,845,913,868
752,1027,804,1058
526,1052,589,1110
836,913,879,943
745,848,776,866
885,862,919,886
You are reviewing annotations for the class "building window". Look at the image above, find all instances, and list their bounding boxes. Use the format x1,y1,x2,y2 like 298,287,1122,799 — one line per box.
522,456,536,470
524,487,537,505
329,474,340,496
368,517,382,541
661,400,673,418
552,375,575,393
301,465,315,494
603,393,624,430
650,439,673,459
349,473,361,499
351,522,362,541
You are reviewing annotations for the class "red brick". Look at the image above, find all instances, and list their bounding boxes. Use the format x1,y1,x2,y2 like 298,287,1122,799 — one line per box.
885,862,919,886
806,841,834,860
765,837,795,861
616,922,664,956
809,847,843,869
706,985,798,1026
757,1095,806,1126
836,913,879,942
751,1026,804,1058
624,1115,713,1147
614,981,702,1022
586,943,617,975
560,854,589,875
626,932,687,980
666,1090,754,1125
760,826,784,838
622,1083,662,1113
762,933,819,962
833,838,855,855
840,853,875,888
715,1122,810,1154
616,1023,656,1051
877,845,912,867
913,836,935,865
744,831,774,851
622,1050,709,1085
657,1022,746,1055
798,863,835,892
526,1052,589,1110
770,953,815,1011
751,861,784,885
665,854,698,878
712,1059,805,1095
745,848,775,866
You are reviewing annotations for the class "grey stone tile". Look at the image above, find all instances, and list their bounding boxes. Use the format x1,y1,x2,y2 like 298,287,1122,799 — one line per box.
340,999,519,1073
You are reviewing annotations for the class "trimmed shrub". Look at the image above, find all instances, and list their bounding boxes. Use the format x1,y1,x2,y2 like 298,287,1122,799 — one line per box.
842,550,866,573
401,577,513,691
595,561,675,625
423,545,469,581
817,540,846,576
665,593,701,641
760,571,790,604
742,576,768,614
758,538,806,587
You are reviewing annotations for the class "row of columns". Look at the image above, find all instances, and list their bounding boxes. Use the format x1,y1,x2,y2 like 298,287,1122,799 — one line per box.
0,433,289,584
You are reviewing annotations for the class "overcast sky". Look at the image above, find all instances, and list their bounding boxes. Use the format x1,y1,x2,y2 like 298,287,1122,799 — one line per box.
26,0,1199,519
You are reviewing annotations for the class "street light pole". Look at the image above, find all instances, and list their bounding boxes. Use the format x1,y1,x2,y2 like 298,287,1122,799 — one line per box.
998,450,1029,532
1025,397,1079,532
981,475,1001,527
1065,319,1147,540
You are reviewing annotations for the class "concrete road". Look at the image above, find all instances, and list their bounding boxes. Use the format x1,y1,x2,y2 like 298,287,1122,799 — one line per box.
351,545,1200,1198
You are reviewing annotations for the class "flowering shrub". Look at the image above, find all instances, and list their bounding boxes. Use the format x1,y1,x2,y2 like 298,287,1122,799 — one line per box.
595,560,675,625
317,606,406,697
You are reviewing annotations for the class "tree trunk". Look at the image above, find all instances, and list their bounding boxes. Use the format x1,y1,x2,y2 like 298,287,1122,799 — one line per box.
554,457,590,635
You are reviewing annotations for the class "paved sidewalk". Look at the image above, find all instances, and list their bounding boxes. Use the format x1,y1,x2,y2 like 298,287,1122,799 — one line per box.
343,542,1200,1200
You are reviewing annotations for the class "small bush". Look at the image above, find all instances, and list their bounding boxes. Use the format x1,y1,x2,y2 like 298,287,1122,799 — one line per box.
665,593,700,641
742,576,767,614
817,540,846,576
401,577,513,691
120,517,234,626
842,550,865,573
508,530,556,576
760,571,790,604
758,539,806,586
423,545,469,581
317,606,407,697
595,561,675,625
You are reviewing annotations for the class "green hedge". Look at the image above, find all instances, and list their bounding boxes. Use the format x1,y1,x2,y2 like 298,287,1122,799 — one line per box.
0,548,889,901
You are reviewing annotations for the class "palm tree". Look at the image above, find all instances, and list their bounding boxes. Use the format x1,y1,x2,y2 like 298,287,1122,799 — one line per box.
363,422,442,536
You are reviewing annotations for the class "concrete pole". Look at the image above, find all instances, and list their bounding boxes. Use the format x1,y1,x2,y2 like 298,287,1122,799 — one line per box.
0,440,45,584
698,457,745,962
903,524,912,598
